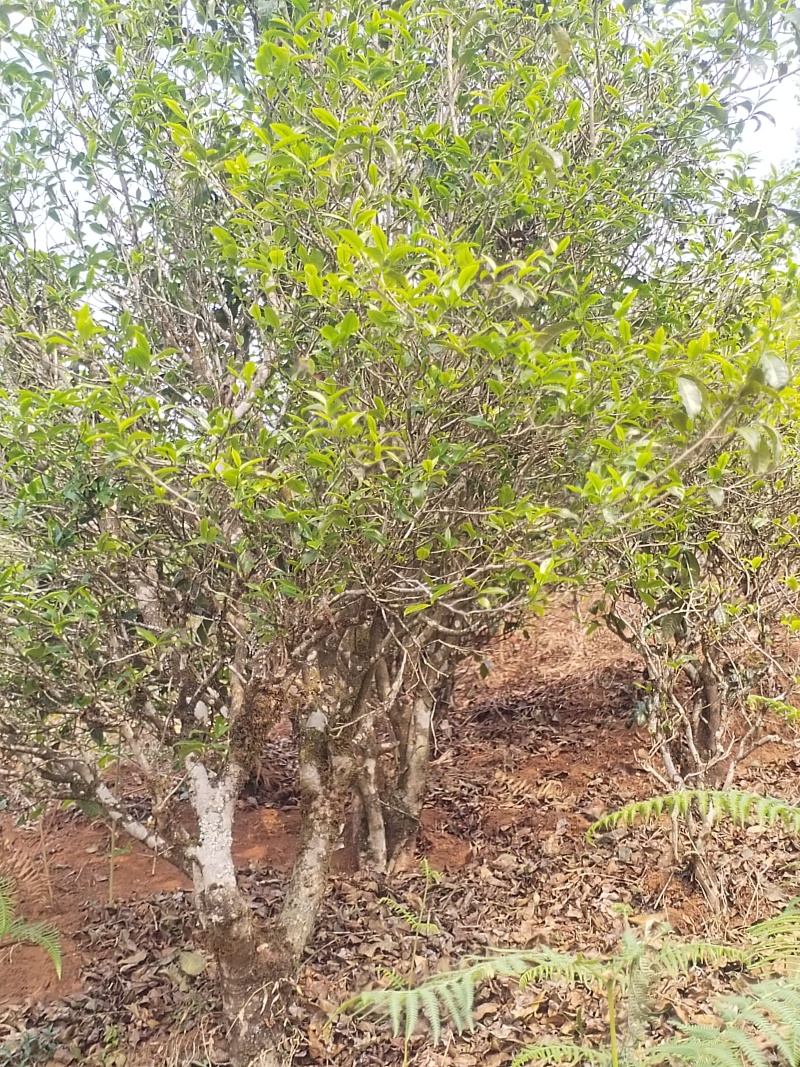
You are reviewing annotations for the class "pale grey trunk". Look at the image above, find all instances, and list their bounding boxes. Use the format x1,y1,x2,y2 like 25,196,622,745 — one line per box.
186,760,297,1067
387,688,434,870
186,706,352,1066
280,710,353,956
356,748,388,872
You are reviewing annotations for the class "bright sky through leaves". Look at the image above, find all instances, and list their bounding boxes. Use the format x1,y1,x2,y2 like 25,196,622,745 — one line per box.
740,74,800,173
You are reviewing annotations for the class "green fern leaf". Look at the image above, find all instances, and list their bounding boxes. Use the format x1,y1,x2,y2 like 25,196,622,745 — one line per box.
376,965,405,990
438,976,468,1034
420,858,442,885
511,1043,611,1067
379,897,440,936
644,977,800,1067
747,900,800,968
419,984,443,1044
658,939,749,975
649,1025,750,1067
457,969,478,1031
6,918,63,978
387,988,405,1036
519,948,609,990
719,1004,794,1067
404,988,419,1041
343,951,541,1040
0,876,17,935
716,1023,772,1067
490,951,540,980
588,790,800,843
0,876,61,979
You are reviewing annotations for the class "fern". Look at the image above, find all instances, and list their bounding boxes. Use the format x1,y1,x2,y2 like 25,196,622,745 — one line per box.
643,978,800,1067
587,790,800,843
420,858,443,885
344,901,800,1057
379,897,441,936
511,1043,612,1067
0,875,62,978
0,877,13,933
747,899,800,968
657,939,750,974
376,965,406,990
519,947,610,990
344,950,536,1041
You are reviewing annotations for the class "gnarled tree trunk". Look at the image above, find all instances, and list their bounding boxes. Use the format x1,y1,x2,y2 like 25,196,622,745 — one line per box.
350,642,452,874
186,695,353,1067
186,761,292,1066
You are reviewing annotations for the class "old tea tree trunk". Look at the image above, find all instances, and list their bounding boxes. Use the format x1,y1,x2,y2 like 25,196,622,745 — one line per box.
184,759,296,1067
183,703,352,1065
76,670,352,1067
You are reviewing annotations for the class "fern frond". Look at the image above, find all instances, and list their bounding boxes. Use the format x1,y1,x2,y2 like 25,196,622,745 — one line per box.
404,987,419,1041
420,858,442,885
588,790,800,843
376,965,405,990
0,876,17,934
717,1003,795,1067
518,948,610,991
345,968,474,1038
643,977,800,1067
650,1025,765,1067
658,939,749,975
438,974,468,1033
418,984,444,1044
0,874,61,977
343,950,542,1041
747,900,800,968
4,918,62,978
511,1043,612,1067
379,897,440,936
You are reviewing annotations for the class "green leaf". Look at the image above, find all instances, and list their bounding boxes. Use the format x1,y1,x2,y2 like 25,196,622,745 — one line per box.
737,425,761,452
338,311,360,340
551,24,573,64
759,353,790,390
304,263,324,299
179,950,208,976
404,602,430,616
125,333,152,371
311,107,340,130
676,376,703,419
74,304,101,341
370,224,389,256
457,263,480,292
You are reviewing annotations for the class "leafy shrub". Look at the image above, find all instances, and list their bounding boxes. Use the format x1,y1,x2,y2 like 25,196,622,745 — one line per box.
0,1027,57,1067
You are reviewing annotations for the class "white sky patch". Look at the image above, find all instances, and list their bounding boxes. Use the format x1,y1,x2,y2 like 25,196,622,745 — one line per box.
739,73,800,174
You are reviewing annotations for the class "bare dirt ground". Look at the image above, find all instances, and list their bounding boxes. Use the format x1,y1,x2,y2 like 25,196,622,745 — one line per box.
2,604,799,1066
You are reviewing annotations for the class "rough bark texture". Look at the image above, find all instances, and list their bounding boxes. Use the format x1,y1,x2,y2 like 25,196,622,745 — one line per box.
355,740,388,871
185,613,425,1061
386,688,435,870
187,761,300,1067
385,646,451,870
206,888,297,1067
280,707,353,957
